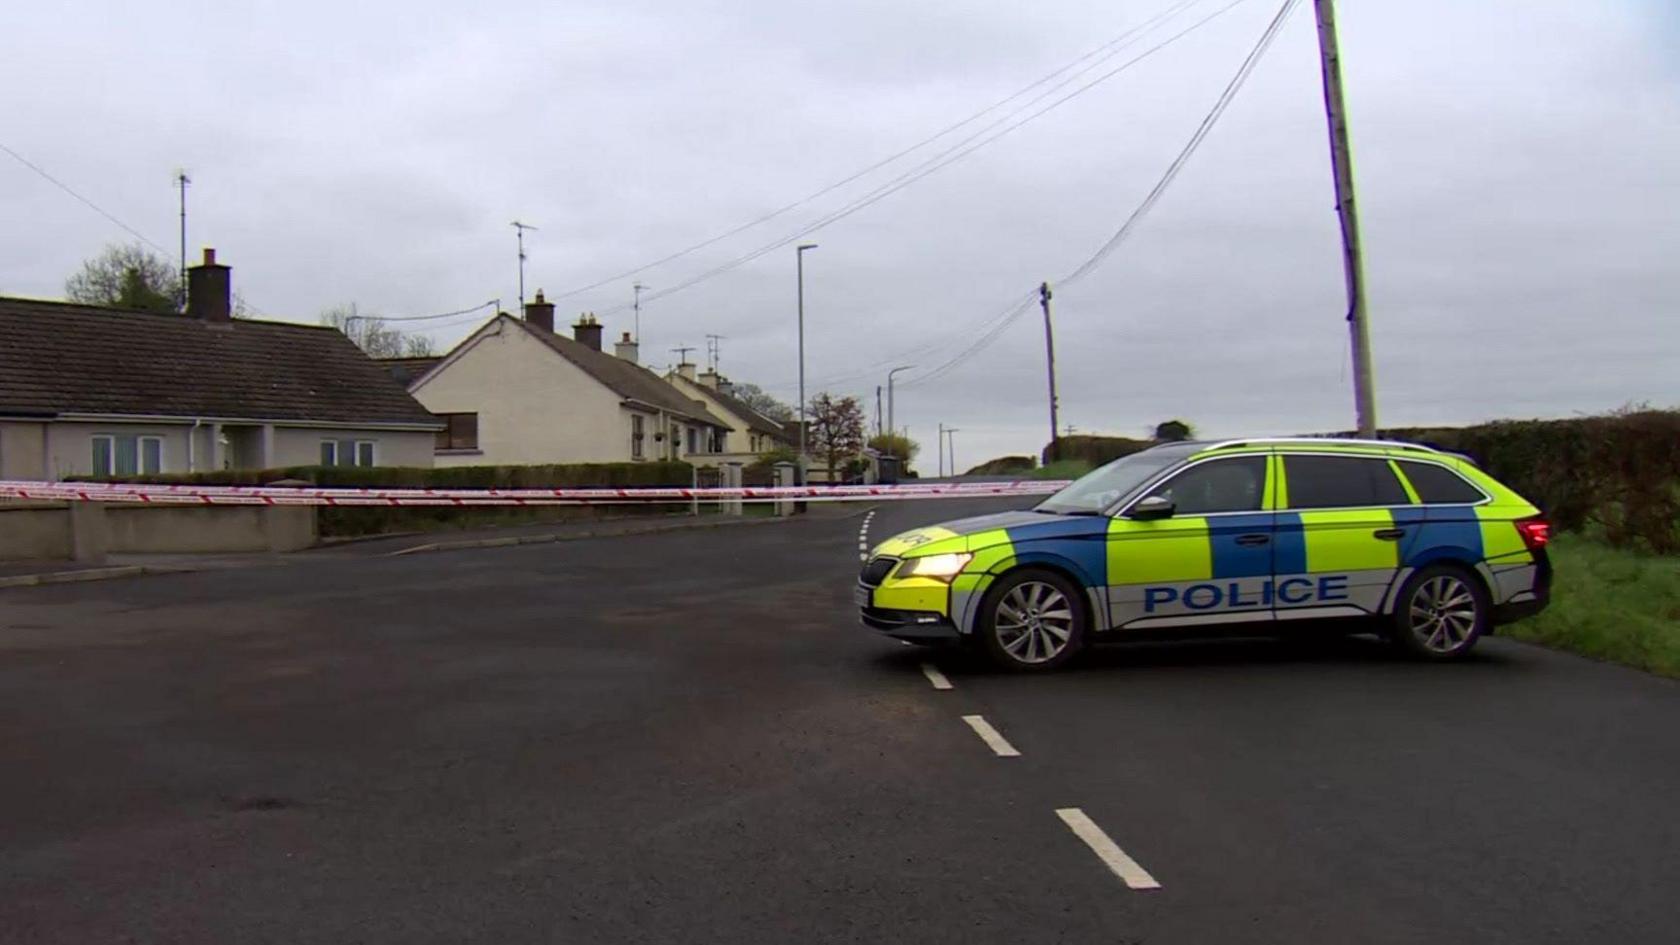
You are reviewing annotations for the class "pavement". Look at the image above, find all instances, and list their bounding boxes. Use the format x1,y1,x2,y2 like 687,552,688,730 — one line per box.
0,496,1675,944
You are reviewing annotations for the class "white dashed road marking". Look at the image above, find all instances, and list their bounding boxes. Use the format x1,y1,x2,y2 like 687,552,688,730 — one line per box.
1055,808,1162,890
961,714,1021,757
920,662,953,691
857,508,877,562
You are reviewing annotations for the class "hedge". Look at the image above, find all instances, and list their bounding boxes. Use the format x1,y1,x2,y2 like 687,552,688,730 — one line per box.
1040,410,1680,554
1040,434,1153,467
964,455,1037,476
76,462,698,537
1379,410,1680,554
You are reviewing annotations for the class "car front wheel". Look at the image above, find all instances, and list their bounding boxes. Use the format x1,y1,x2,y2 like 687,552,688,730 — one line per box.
977,568,1087,672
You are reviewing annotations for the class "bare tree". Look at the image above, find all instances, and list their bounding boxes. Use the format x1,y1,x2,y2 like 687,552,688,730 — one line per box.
731,382,795,422
808,393,866,481
65,243,183,313
320,304,435,358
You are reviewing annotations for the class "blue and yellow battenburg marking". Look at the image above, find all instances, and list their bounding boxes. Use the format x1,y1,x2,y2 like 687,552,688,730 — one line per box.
863,446,1542,635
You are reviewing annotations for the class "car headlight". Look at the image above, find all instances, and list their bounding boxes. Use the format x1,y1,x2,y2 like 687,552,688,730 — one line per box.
896,552,973,582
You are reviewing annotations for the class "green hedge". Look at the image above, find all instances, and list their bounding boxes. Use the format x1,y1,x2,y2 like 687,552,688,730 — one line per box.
964,455,1037,476
1041,434,1153,467
1043,411,1680,554
1379,410,1680,554
77,462,698,537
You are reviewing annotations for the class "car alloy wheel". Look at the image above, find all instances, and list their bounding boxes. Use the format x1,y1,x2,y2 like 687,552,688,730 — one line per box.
993,580,1076,665
1407,573,1480,654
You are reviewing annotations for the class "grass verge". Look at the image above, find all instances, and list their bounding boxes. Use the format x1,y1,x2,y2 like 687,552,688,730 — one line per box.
1504,535,1680,679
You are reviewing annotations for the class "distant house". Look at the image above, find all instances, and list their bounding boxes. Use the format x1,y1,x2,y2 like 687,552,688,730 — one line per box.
665,363,791,463
401,293,731,466
0,250,441,481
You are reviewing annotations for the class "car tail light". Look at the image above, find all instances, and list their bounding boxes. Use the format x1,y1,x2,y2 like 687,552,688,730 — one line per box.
1514,516,1550,551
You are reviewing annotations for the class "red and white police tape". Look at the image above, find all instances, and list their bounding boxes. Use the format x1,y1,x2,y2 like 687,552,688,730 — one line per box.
0,479,1072,507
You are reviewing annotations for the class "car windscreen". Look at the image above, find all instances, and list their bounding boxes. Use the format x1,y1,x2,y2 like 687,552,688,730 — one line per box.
1035,449,1186,515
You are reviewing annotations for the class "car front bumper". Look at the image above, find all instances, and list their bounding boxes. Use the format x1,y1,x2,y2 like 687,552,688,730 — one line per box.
856,582,960,641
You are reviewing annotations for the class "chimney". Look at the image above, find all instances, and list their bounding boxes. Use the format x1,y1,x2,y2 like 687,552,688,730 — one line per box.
676,360,697,381
614,331,640,363
716,375,735,397
523,289,555,332
572,312,603,351
697,369,721,390
186,247,231,322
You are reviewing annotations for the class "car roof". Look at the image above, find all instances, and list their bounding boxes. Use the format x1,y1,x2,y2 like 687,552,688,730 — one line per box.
1173,437,1447,459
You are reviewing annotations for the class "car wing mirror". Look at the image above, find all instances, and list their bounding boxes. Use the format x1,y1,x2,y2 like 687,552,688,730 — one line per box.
1127,496,1175,520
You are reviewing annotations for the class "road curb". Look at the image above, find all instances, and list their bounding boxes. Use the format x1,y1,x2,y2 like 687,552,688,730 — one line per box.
0,565,156,589
384,513,790,557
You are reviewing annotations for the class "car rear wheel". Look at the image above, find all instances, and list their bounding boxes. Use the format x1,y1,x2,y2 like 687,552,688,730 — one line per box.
1390,565,1488,660
977,569,1087,672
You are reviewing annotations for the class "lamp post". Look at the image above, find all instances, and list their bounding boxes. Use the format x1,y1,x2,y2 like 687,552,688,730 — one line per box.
886,365,914,461
796,243,818,480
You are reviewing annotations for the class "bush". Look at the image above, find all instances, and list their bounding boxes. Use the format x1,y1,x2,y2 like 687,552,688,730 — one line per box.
1040,410,1680,553
1042,435,1153,467
1380,409,1680,554
964,455,1037,476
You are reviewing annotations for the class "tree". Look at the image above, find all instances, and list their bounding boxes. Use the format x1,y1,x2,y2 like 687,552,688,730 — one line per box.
65,243,183,313
867,432,920,469
730,382,795,423
1154,419,1195,442
807,393,866,480
320,304,436,358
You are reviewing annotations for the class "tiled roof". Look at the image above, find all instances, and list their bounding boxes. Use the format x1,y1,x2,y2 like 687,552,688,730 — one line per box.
379,356,443,387
0,296,440,426
514,318,732,429
675,377,789,438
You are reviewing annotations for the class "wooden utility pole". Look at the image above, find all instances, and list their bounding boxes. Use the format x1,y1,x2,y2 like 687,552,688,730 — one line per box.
1313,0,1377,436
1039,282,1061,460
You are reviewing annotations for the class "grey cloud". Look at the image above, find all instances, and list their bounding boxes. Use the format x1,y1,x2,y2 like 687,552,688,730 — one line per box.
1,0,1675,469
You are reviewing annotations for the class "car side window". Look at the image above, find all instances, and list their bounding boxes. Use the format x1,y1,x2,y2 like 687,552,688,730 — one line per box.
1396,460,1485,504
1284,454,1410,509
1141,456,1266,515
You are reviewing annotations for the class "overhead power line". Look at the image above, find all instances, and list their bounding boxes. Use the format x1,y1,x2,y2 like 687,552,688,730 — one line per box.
364,300,501,323
900,0,1302,390
595,0,1255,318
1,140,177,260
543,0,1209,303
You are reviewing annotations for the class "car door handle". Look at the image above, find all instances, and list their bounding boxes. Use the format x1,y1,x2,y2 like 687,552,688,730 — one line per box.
1373,528,1405,541
1234,534,1270,546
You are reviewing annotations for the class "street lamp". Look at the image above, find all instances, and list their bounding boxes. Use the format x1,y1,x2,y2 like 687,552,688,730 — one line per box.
796,243,818,480
886,365,915,460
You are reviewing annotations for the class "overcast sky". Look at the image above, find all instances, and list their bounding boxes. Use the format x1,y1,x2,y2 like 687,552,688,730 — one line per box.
3,0,1676,467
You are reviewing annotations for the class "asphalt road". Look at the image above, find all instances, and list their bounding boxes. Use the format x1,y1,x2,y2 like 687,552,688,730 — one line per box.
1,497,1675,944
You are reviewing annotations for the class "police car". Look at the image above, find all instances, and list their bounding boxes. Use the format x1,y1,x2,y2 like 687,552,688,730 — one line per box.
857,438,1551,671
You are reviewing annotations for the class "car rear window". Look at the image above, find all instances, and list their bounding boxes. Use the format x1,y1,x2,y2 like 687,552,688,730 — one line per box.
1283,454,1411,509
1396,460,1485,504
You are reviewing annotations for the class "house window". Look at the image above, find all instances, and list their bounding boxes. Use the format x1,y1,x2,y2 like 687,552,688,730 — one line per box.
320,439,377,467
686,426,700,455
631,415,645,459
710,429,725,453
435,413,479,451
91,435,162,476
